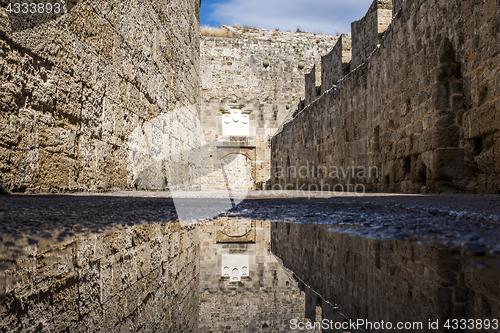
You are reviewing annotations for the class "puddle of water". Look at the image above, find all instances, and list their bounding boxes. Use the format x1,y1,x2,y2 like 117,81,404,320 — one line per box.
0,216,320,332
272,221,500,333
2,192,500,332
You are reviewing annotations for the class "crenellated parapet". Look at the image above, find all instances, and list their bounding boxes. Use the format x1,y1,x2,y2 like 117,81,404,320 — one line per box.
350,0,393,69
298,0,392,109
304,64,322,105
320,33,352,94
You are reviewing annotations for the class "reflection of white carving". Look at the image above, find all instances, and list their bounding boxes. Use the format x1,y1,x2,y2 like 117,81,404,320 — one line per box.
224,114,230,124
242,114,248,124
221,254,250,282
231,268,239,281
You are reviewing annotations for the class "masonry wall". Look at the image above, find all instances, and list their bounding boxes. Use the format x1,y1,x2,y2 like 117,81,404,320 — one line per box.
271,0,500,194
201,28,338,102
0,222,200,332
200,28,338,189
272,222,500,333
0,0,201,193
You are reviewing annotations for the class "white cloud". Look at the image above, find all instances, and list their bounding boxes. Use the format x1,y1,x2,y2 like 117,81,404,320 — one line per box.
208,0,374,35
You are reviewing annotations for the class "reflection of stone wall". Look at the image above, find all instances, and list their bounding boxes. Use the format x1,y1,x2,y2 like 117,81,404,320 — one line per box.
272,0,500,194
272,222,500,332
198,217,314,332
0,0,200,193
1,222,200,332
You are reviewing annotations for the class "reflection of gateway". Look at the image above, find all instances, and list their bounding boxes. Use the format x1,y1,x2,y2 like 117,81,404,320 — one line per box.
221,254,250,282
217,219,255,243
199,219,308,331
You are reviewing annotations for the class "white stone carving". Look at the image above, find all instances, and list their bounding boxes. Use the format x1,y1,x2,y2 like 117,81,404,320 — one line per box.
222,107,250,137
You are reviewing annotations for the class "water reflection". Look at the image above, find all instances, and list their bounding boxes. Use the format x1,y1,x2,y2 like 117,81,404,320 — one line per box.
199,217,317,332
1,193,500,332
272,221,500,333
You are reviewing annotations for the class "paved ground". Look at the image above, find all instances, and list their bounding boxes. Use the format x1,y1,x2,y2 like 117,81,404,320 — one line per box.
1,190,500,253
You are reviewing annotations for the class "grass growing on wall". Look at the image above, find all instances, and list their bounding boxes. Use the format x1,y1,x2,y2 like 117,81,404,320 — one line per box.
201,25,234,37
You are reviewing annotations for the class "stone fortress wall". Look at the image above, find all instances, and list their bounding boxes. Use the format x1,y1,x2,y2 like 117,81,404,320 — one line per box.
200,27,338,190
0,0,201,193
271,0,500,194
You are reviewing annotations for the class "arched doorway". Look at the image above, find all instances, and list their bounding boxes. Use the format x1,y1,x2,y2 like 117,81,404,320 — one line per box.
220,153,255,191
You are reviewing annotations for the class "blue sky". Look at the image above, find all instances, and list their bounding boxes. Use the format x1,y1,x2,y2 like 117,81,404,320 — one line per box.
200,0,374,35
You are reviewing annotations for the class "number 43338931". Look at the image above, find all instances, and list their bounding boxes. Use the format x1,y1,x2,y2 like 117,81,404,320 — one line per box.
444,319,499,330
5,3,61,14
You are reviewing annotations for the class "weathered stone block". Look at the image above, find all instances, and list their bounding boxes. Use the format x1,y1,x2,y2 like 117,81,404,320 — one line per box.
475,145,496,174
77,260,101,317
427,148,470,181
20,294,55,332
135,242,152,279
432,82,451,111
433,111,456,127
431,125,460,148
496,71,500,96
